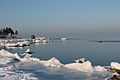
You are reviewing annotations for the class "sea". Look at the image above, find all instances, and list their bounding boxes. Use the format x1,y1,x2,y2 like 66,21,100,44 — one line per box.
1,35,120,80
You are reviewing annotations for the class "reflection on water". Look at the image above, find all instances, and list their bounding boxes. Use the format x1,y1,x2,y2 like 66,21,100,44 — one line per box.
1,36,120,66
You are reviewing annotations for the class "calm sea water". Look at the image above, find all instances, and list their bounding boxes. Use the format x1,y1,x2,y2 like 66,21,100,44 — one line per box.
1,36,120,66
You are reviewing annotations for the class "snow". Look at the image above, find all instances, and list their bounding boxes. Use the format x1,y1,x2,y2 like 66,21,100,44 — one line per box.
0,49,107,72
40,57,63,67
17,41,30,47
0,66,38,80
64,61,94,72
32,37,48,43
111,62,120,70
60,38,68,40
25,49,31,53
94,66,107,71
0,49,20,65
0,37,48,48
0,49,115,80
5,43,18,47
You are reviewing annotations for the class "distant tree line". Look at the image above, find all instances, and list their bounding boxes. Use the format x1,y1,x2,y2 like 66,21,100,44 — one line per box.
0,27,18,36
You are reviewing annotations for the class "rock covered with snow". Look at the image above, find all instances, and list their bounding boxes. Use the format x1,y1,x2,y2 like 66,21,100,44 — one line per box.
111,62,120,70
32,37,48,43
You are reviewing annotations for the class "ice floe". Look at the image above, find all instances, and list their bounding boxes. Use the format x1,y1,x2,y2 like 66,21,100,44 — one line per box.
60,37,68,41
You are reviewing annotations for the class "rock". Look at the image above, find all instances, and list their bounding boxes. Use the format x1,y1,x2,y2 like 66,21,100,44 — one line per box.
107,68,120,74
107,68,120,80
30,35,36,39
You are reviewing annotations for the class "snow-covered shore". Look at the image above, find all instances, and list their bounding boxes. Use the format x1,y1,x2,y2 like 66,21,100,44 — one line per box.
0,49,118,80
0,37,48,48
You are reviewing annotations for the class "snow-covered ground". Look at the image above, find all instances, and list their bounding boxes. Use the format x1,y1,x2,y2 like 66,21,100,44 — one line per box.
0,49,117,80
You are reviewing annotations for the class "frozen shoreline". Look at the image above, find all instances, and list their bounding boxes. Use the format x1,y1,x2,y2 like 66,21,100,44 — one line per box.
0,49,119,80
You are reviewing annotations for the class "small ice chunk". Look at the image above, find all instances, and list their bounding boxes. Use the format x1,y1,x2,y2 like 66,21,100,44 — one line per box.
25,49,33,54
26,49,31,53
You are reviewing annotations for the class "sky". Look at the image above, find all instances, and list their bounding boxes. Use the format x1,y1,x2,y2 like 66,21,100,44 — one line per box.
0,0,120,37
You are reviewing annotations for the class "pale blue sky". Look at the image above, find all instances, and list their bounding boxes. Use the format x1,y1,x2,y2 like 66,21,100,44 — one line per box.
0,0,120,37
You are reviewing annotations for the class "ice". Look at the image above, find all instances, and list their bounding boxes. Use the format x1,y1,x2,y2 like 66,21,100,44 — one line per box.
25,49,31,53
0,49,109,72
94,66,107,71
4,40,30,47
40,57,63,67
15,58,44,70
0,49,21,63
64,61,94,72
17,41,30,47
32,37,48,43
14,56,107,73
60,38,68,40
0,49,15,57
74,58,86,63
0,38,48,48
0,49,114,80
5,43,18,47
0,65,38,80
111,62,120,70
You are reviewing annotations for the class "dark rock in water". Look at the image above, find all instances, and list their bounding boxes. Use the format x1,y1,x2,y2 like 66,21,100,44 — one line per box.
74,58,86,63
78,60,84,63
107,68,120,74
51,40,54,42
30,34,36,39
26,51,34,54
98,41,103,43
